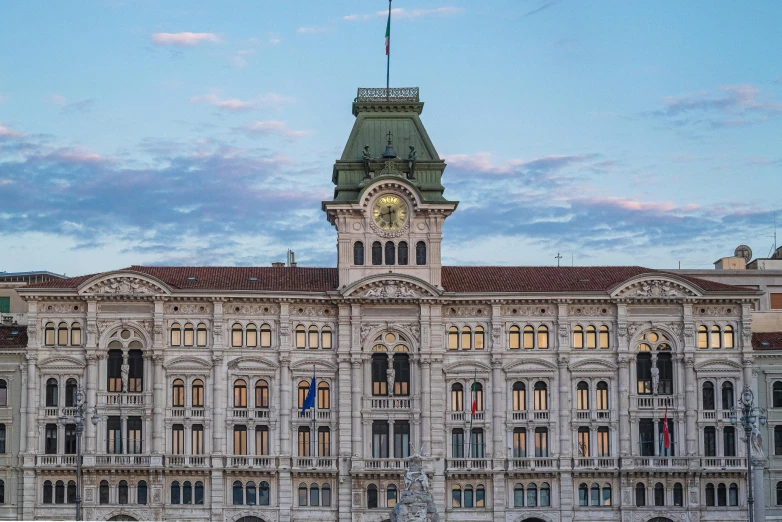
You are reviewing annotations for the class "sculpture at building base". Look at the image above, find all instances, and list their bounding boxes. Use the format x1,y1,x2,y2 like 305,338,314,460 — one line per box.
390,454,439,522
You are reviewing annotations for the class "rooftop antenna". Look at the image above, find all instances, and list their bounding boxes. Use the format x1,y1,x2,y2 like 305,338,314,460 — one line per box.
385,0,392,94
555,253,562,267
767,211,778,258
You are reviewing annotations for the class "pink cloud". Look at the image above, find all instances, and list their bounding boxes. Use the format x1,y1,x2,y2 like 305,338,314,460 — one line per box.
575,196,701,214
0,123,25,138
239,121,311,138
189,92,293,112
150,32,219,46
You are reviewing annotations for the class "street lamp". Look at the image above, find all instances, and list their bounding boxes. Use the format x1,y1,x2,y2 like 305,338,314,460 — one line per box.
730,385,767,522
59,387,100,521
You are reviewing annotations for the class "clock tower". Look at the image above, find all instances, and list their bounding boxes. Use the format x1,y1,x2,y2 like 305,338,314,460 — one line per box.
322,87,458,290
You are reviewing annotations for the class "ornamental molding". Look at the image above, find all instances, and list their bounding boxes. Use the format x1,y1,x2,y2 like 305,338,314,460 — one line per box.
231,510,278,522
164,303,213,315
625,511,691,522
342,274,441,299
37,355,86,370
289,305,337,317
611,274,701,299
78,271,171,297
40,303,85,314
568,358,618,372
290,359,338,373
226,355,279,371
693,305,740,316
568,304,613,316
512,513,555,522
359,179,422,209
627,321,684,345
163,356,213,370
502,305,554,316
503,358,558,373
693,358,743,372
100,509,154,522
443,360,492,374
225,303,280,315
444,305,489,317
359,282,420,299
368,214,411,238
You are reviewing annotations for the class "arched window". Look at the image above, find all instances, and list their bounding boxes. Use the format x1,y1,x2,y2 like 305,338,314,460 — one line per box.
523,326,534,349
43,480,53,504
654,482,664,506
724,325,734,348
70,323,81,346
170,480,179,504
451,383,464,411
586,326,597,349
579,483,588,506
698,325,708,348
729,483,738,506
451,485,461,508
259,481,270,506
65,378,77,407
317,382,330,410
534,381,547,410
255,380,269,409
367,484,378,508
308,326,319,349
298,381,311,409
722,382,734,410
509,325,520,349
100,480,110,504
512,382,526,411
172,379,185,407
234,379,247,408
192,379,204,408
170,323,181,346
295,325,306,349
183,322,195,347
711,325,722,348
527,483,537,507
448,327,459,350
577,381,589,410
298,483,308,506
231,323,243,347
118,480,129,504
475,326,485,349
540,482,550,507
67,480,76,503
537,325,549,349
461,326,472,350
464,484,474,508
514,483,524,507
706,483,715,506
246,481,256,505
195,481,204,505
602,483,612,506
385,241,395,265
674,482,683,506
322,483,332,507
599,325,609,348
775,382,782,408
372,241,382,265
46,378,58,407
416,241,426,265
245,323,258,347
310,482,320,506
635,483,645,507
138,481,147,505
398,241,409,265
233,480,243,505
596,381,609,410
702,382,715,410
354,241,365,265
0,380,7,406
260,323,272,348
590,482,600,506
717,483,727,506
55,480,65,504
573,325,584,349
321,326,332,349
196,323,207,346
43,322,55,346
57,322,68,346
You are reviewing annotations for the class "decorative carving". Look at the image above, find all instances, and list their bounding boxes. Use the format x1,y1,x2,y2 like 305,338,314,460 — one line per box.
568,305,612,316
391,454,439,522
225,303,280,315
290,306,336,317
368,216,411,238
618,279,696,298
626,323,642,338
360,324,381,342
83,276,164,295
443,306,486,317
693,305,739,316
617,324,627,338
357,87,419,102
164,303,213,314
363,283,420,299
502,305,553,316
41,303,84,314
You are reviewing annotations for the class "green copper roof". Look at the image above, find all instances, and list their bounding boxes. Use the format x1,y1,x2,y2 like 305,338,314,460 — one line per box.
327,88,454,204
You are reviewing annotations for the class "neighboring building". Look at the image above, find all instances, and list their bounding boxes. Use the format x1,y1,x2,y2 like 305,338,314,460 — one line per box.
1,272,66,327
8,88,770,522
0,325,27,520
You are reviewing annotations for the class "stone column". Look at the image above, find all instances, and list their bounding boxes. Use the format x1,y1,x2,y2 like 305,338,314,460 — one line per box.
279,355,292,456
491,357,504,468
211,353,225,455
25,355,37,454
19,363,27,454
351,358,362,457
684,356,697,456
558,355,571,458
84,353,98,453
421,358,431,456
753,456,766,522
618,356,631,456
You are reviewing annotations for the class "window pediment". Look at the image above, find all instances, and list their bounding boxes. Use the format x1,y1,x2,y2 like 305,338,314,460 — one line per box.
342,274,440,299
163,356,213,371
611,274,700,299
289,359,338,372
503,358,557,373
38,356,86,370
227,356,279,371
569,358,617,372
79,271,170,296
694,359,743,372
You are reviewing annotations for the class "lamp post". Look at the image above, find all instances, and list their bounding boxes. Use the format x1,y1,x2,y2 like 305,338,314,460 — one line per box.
59,387,99,521
730,385,767,522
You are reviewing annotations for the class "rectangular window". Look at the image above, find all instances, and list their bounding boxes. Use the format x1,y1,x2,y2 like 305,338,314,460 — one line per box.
775,427,782,455
393,356,410,396
471,429,484,458
723,427,736,457
451,429,464,458
372,422,389,458
394,422,410,458
128,350,143,392
372,356,388,396
0,297,9,314
637,356,652,394
192,425,204,454
255,426,268,455
578,428,590,456
660,418,675,456
771,293,782,310
534,428,548,457
127,416,142,454
64,424,76,454
513,428,526,457
639,420,654,456
318,427,330,456
298,427,311,457
171,424,184,455
0,424,6,453
597,427,610,457
234,425,247,455
45,424,59,454
107,351,122,392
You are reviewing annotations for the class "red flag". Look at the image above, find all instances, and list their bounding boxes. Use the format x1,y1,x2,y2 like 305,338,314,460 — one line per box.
663,407,671,450
471,371,478,415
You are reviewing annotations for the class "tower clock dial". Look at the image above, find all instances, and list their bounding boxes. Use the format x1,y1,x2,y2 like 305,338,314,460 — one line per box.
372,194,408,230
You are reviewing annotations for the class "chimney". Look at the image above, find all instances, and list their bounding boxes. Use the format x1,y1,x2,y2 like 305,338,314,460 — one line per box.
287,250,296,267
271,262,284,267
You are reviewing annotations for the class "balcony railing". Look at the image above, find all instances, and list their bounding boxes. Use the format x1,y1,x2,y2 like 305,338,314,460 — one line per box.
573,457,618,469
448,411,485,423
165,455,210,467
633,395,679,410
168,407,206,418
366,397,413,410
700,410,732,421
509,411,528,421
295,409,332,421
633,457,688,468
293,457,337,470
701,457,745,469
232,408,272,419
37,455,77,467
365,458,407,470
574,410,612,421
506,457,557,471
227,455,277,469
446,458,491,471
95,454,151,466
356,87,419,102
99,392,146,406
532,411,549,421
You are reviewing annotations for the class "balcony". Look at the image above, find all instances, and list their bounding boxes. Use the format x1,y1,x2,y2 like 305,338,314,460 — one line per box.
167,407,206,419
632,395,679,410
98,392,146,406
572,457,618,470
633,457,688,469
573,410,612,422
364,458,407,470
701,457,745,469
295,409,332,422
365,397,414,410
506,457,558,471
36,455,77,467
95,454,151,466
446,458,491,471
226,455,277,469
699,410,732,422
448,411,486,423
165,455,210,468
509,411,528,421
292,457,337,470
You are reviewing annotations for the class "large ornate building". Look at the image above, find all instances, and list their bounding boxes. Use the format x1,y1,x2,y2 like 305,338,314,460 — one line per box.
1,88,772,522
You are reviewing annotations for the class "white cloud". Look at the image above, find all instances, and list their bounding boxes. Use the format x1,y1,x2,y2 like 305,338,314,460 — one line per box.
297,26,330,34
239,120,311,138
229,49,256,68
150,32,220,46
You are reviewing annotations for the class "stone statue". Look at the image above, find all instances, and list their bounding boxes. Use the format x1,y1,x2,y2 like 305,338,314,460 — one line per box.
407,145,417,180
650,364,660,395
751,424,765,458
362,144,372,161
386,367,395,397
391,454,439,522
120,363,130,392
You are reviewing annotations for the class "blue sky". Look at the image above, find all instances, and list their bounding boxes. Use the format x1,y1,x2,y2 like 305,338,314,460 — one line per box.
1,1,781,276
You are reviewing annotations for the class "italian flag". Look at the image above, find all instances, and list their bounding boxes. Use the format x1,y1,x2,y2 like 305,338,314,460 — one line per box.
663,407,670,450
385,8,391,55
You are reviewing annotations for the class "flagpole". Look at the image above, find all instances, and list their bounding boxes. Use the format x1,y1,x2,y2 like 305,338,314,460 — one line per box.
386,0,391,95
468,369,476,464
312,364,317,467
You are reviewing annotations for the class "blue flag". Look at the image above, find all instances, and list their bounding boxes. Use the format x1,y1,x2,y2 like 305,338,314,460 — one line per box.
301,372,316,414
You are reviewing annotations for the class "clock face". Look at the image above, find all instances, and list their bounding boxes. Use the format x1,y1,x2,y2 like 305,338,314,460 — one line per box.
372,194,408,230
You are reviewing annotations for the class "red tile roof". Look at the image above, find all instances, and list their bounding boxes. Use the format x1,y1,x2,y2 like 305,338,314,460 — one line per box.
753,332,782,350
23,265,752,294
0,326,27,349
